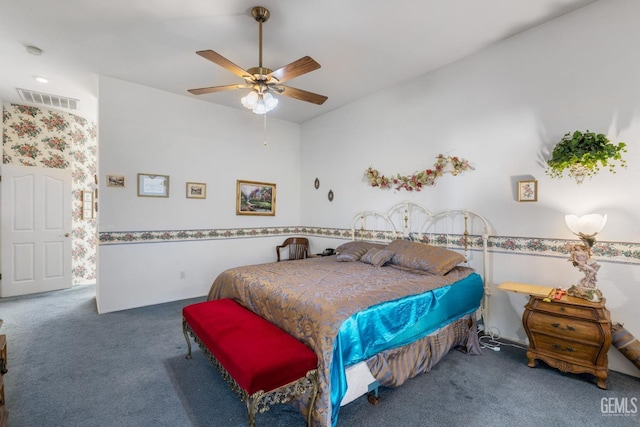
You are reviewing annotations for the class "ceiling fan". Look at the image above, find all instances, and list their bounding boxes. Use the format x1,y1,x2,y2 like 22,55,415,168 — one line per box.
188,6,328,114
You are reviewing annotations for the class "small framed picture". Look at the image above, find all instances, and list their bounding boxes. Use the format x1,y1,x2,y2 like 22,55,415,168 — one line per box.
137,173,169,197
518,180,538,202
186,182,206,199
82,189,94,219
236,180,276,216
106,174,125,188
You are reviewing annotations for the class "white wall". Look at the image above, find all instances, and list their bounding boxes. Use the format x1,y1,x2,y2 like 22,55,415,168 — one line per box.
96,0,640,378
97,76,301,313
301,0,640,377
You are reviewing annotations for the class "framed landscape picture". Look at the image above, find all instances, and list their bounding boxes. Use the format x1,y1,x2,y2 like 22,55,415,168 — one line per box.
236,180,276,216
106,174,125,188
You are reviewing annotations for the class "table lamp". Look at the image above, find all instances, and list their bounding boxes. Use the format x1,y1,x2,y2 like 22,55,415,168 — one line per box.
564,213,607,302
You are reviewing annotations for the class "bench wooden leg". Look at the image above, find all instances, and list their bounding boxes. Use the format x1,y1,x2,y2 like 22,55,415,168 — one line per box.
182,319,192,359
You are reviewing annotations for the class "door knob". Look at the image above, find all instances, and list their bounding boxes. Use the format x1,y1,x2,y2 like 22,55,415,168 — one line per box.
64,233,70,237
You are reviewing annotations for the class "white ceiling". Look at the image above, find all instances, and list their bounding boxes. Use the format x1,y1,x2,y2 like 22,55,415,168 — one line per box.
0,0,599,124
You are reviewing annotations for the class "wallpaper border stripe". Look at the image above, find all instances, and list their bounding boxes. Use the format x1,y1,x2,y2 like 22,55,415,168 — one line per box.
98,227,640,265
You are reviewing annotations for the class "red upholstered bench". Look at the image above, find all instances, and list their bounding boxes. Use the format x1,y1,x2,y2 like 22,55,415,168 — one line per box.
182,299,319,427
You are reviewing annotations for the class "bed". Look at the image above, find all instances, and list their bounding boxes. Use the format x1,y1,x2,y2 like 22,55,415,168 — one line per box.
207,202,491,426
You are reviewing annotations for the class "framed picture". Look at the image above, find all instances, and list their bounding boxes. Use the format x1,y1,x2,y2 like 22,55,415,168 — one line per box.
82,189,94,219
106,174,125,188
236,180,276,216
518,180,538,202
137,173,170,197
186,182,206,199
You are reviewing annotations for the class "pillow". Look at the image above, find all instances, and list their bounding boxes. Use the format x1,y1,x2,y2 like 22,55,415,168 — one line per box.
386,239,466,275
360,248,395,267
335,241,387,262
336,245,369,262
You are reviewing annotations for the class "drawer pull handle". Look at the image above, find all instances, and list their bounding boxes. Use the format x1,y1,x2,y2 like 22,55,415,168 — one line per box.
551,343,575,352
550,323,576,332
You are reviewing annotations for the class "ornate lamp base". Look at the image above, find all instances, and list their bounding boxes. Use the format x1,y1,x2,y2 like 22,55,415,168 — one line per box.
567,285,603,302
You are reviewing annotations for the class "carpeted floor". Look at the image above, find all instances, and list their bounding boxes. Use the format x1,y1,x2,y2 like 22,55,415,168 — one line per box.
0,284,638,426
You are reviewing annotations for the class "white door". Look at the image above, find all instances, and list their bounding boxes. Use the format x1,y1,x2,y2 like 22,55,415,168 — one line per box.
1,164,72,297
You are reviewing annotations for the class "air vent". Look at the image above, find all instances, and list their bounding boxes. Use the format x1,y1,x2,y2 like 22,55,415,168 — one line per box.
17,88,79,111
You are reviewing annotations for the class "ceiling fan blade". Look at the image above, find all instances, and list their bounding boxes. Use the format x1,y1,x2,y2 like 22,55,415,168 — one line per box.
188,84,249,96
196,50,251,80
275,85,328,105
268,56,321,84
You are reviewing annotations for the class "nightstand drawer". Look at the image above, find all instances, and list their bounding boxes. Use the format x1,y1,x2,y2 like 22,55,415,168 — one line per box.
530,299,599,320
527,311,602,342
531,333,600,363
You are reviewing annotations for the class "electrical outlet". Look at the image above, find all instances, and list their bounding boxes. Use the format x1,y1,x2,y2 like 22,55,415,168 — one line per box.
179,271,186,280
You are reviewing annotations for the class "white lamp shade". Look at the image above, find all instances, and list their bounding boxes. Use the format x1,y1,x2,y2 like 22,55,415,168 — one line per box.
565,214,607,236
241,91,259,109
240,91,278,114
263,92,278,110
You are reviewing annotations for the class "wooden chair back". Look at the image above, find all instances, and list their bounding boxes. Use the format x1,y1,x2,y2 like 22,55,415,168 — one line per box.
276,237,309,261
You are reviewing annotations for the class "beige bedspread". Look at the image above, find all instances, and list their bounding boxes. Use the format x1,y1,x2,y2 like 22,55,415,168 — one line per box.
207,256,475,426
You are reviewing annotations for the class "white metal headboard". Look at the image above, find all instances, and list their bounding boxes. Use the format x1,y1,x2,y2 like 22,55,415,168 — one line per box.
386,201,433,239
350,210,398,242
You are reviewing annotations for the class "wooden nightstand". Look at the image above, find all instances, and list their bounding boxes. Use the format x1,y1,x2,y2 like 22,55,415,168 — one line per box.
498,282,612,389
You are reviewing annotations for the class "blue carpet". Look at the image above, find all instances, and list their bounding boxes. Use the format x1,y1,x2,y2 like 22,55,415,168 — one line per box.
0,284,638,426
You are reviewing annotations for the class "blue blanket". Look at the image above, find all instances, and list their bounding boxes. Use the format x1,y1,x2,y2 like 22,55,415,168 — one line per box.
330,272,483,425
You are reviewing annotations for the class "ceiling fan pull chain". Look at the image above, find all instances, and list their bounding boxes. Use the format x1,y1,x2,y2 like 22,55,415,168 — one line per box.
263,113,268,147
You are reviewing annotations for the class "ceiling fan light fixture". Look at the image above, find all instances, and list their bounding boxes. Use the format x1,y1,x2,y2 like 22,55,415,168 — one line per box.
241,91,278,114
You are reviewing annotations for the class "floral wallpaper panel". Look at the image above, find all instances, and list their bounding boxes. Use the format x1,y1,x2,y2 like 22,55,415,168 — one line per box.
3,103,97,284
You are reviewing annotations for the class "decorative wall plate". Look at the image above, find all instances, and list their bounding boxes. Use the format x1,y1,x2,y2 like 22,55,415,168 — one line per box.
328,190,334,201
314,178,320,189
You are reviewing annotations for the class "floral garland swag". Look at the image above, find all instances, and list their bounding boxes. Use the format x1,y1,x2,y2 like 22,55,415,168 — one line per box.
365,154,474,191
